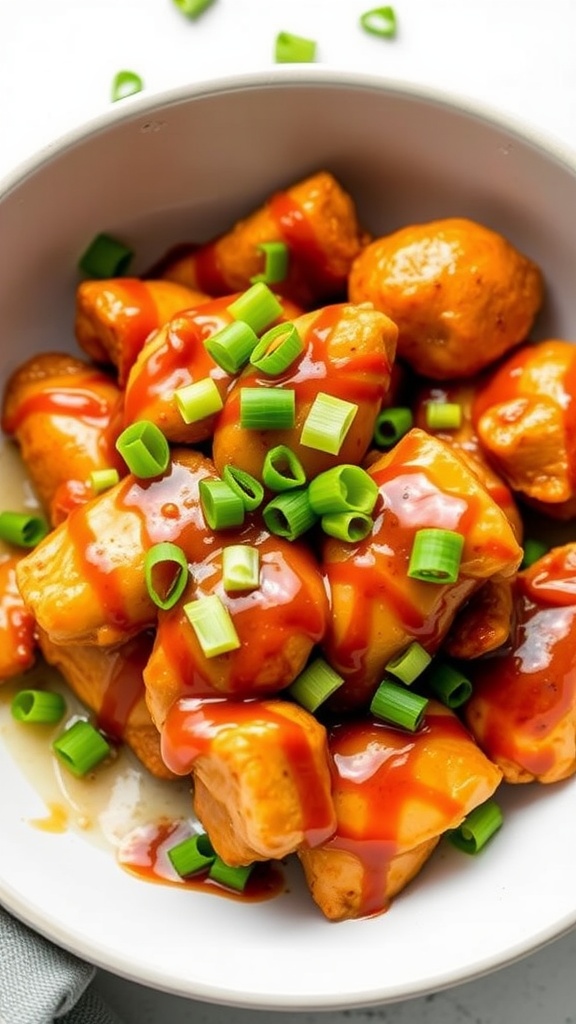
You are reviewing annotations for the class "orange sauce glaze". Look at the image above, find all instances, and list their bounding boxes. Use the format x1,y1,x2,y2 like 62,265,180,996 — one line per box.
325,711,466,918
118,819,286,901
465,545,576,777
0,555,35,675
472,341,576,489
98,634,154,740
217,303,392,434
99,278,160,373
161,698,335,848
267,190,342,292
64,456,217,631
3,377,120,436
154,531,328,699
123,297,235,424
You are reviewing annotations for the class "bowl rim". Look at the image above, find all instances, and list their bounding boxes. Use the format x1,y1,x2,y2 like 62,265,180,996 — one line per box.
2,66,576,199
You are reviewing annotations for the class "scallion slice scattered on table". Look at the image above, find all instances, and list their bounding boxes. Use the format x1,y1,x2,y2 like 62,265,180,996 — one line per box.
274,31,317,63
111,70,143,103
359,6,397,38
11,689,66,725
172,0,216,18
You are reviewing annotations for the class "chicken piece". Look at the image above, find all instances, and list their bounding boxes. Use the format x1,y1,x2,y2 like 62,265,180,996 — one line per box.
413,380,523,540
322,428,523,710
0,555,36,681
161,697,336,863
38,630,175,780
144,530,329,728
212,302,398,482
299,702,502,921
348,218,543,379
75,278,209,385
464,544,576,784
154,171,368,309
473,340,576,518
443,578,514,659
1,353,124,525
123,294,302,444
16,449,219,647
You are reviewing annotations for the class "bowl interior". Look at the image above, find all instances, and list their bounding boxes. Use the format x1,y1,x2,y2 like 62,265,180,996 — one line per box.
1,71,576,1009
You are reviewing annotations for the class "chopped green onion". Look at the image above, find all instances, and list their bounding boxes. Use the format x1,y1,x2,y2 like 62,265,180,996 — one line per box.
240,387,295,430
198,479,245,531
425,402,462,431
167,832,215,877
300,392,358,455
288,657,344,713
448,800,503,855
209,856,255,892
250,323,304,375
78,233,133,278
11,690,66,725
262,445,306,492
115,420,170,478
172,0,215,17
408,528,464,585
250,242,290,285
175,377,224,424
0,511,49,548
425,661,473,709
308,464,378,515
275,30,317,62
222,544,260,593
204,321,258,375
222,465,264,511
385,641,431,685
144,542,189,610
111,70,143,102
183,594,241,658
360,6,397,38
370,678,428,731
373,407,413,448
521,537,549,569
89,468,120,494
262,489,318,541
227,283,283,335
321,511,373,543
52,720,111,777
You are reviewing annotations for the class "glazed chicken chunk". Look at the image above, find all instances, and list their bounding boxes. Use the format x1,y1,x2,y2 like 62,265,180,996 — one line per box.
161,697,336,864
464,543,576,784
155,170,368,308
348,217,543,379
298,702,502,920
0,555,36,681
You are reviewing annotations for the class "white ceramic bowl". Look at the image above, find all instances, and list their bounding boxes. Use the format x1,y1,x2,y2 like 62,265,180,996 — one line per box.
2,68,576,1011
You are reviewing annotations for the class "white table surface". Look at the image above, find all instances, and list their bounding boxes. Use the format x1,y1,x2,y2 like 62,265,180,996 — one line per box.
2,1,576,1021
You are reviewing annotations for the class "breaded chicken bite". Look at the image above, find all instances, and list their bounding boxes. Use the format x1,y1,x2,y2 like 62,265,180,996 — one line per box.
348,218,543,379
123,294,302,445
0,555,36,681
299,702,502,920
322,428,523,710
38,630,175,780
161,697,336,863
144,530,329,728
154,171,368,309
16,449,219,647
75,278,209,385
464,544,576,783
2,354,124,526
212,302,398,482
473,340,576,519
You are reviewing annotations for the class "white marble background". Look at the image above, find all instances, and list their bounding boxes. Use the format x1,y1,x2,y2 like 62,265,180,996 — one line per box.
2,1,576,1020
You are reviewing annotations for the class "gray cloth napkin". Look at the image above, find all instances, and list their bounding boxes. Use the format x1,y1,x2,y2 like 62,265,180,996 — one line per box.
0,908,124,1024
